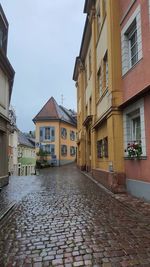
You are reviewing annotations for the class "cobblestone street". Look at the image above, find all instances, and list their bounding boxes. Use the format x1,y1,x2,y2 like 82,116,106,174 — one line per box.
0,164,150,267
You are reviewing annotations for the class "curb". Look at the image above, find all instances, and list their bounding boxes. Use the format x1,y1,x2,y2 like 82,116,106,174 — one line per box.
0,202,16,223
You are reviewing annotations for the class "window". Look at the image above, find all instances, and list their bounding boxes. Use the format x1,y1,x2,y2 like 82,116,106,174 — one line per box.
70,130,75,141
97,140,103,158
70,146,76,156
89,97,92,115
39,127,55,142
97,67,103,97
103,137,108,158
61,145,67,156
123,99,146,157
132,116,141,142
85,65,87,88
127,19,138,67
97,137,108,158
126,109,141,143
121,5,142,75
45,127,50,140
41,144,55,155
61,128,67,139
96,4,101,36
103,52,108,90
89,50,92,78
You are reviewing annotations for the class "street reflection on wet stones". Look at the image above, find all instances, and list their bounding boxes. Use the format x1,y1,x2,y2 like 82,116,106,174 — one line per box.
0,165,150,267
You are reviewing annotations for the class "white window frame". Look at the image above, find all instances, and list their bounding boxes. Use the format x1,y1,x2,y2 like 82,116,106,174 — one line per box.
61,127,67,139
131,116,141,141
123,98,146,156
121,5,142,75
70,130,75,141
128,19,138,68
70,146,76,156
40,127,55,142
41,144,55,155
61,145,67,156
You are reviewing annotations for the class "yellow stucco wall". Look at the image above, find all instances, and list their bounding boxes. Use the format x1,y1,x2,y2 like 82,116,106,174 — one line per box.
60,122,77,162
74,0,124,175
35,121,77,164
35,121,60,159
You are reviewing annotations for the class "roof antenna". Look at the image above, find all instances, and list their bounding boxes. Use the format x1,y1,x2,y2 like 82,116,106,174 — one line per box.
61,94,65,106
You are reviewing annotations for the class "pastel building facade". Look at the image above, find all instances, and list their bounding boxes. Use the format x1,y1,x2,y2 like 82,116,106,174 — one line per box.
74,0,150,201
73,0,125,193
33,97,77,166
18,132,36,176
0,5,15,187
120,0,150,200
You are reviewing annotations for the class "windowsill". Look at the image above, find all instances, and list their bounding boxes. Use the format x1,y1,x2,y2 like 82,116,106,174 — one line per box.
97,157,109,161
122,57,143,78
124,156,147,160
40,140,55,142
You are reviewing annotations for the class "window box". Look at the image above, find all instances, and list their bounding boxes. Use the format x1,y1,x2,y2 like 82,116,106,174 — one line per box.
125,141,142,159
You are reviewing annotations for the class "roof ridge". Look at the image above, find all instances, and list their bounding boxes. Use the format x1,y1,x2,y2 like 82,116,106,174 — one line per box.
52,97,61,119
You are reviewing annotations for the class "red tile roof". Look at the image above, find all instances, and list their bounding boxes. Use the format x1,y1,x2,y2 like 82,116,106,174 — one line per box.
33,97,77,126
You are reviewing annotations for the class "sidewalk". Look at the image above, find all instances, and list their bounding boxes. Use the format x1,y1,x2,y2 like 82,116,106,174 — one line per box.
82,171,150,223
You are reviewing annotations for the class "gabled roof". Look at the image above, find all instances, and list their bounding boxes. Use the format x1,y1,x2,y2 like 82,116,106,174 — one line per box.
33,97,77,127
18,131,35,148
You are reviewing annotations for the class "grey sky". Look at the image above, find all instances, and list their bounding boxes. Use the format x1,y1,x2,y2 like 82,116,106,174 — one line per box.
1,0,85,132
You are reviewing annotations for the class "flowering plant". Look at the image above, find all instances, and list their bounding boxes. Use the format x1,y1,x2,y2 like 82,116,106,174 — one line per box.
125,141,142,158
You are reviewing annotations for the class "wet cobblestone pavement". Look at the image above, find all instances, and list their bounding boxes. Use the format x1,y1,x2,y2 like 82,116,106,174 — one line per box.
0,164,150,267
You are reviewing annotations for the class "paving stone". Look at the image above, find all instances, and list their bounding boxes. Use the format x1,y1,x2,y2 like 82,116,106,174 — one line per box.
0,164,150,267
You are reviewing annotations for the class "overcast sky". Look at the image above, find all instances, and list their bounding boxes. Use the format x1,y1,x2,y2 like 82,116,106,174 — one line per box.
1,0,85,132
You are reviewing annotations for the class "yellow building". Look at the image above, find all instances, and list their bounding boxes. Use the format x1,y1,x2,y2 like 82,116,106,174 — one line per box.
73,0,125,193
33,97,77,166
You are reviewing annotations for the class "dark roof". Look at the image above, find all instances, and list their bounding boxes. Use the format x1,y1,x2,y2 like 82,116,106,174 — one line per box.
33,97,77,127
18,132,35,148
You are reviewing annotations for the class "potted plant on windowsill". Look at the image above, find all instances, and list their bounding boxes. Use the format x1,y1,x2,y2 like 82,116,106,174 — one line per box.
125,141,142,159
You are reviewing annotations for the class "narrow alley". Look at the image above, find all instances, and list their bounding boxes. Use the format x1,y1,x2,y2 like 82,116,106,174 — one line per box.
0,164,150,267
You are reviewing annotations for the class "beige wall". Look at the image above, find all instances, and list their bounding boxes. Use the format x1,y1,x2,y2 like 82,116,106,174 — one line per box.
96,19,108,71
